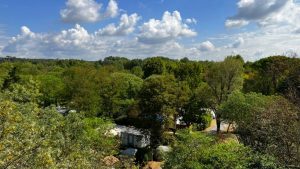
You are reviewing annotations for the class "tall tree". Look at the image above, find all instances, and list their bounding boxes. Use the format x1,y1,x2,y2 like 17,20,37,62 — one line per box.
206,56,244,132
174,62,204,89
184,82,215,128
62,66,101,116
139,75,189,144
38,75,66,106
220,92,300,167
278,64,300,108
142,57,165,78
100,72,143,119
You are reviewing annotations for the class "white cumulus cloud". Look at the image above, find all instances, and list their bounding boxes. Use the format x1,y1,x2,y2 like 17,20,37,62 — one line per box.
96,13,140,36
225,0,300,28
60,0,119,23
54,24,91,46
1,24,197,60
138,11,197,44
225,37,245,48
198,41,215,52
225,19,249,28
2,25,96,59
185,18,197,24
105,0,119,18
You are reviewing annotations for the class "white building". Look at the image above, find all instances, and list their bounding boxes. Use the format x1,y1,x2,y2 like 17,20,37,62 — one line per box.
110,125,150,149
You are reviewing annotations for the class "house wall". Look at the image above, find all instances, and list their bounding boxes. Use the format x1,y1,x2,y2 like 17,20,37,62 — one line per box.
121,132,150,148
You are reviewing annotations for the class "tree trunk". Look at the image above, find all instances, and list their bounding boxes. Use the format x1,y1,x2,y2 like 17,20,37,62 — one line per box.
227,123,231,133
216,117,221,133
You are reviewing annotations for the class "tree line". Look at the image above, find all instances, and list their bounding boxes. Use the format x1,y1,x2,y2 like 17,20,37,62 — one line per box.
0,55,299,168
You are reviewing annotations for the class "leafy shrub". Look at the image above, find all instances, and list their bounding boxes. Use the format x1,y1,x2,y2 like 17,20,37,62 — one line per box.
164,130,280,169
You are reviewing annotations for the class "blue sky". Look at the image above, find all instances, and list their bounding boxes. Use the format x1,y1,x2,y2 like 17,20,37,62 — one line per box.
0,0,300,61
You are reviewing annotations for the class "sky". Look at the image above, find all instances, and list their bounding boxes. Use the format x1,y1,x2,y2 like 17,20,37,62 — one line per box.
0,0,300,61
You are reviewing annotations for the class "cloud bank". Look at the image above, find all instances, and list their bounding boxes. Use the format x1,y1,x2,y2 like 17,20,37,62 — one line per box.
2,11,200,60
1,0,300,61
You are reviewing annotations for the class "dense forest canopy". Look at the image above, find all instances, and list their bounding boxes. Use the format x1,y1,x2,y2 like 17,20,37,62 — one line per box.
0,55,299,168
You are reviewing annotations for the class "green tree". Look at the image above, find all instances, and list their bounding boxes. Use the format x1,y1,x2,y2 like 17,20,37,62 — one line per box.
1,67,20,90
100,72,143,119
102,56,129,70
164,130,279,169
243,56,299,95
38,75,66,106
220,92,300,167
206,56,244,132
0,62,14,89
2,78,41,104
62,66,101,116
278,63,300,108
0,98,119,168
131,66,144,78
183,83,215,128
174,62,204,89
142,57,165,78
139,75,188,145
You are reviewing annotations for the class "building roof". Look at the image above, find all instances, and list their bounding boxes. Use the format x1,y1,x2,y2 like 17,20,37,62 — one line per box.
110,125,149,136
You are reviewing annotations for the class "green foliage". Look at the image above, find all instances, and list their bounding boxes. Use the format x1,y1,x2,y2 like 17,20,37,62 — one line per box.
206,56,244,105
1,66,20,90
0,62,14,88
139,75,191,145
164,130,280,169
139,75,177,117
206,56,244,132
277,63,300,107
131,66,144,78
100,72,143,118
204,140,252,169
199,113,212,130
37,75,66,106
102,56,130,70
184,83,215,127
0,56,299,168
139,75,178,145
161,132,176,145
243,56,300,95
142,57,165,78
220,91,269,127
0,99,119,168
220,92,300,167
3,78,41,103
62,66,101,116
83,117,119,155
174,61,204,89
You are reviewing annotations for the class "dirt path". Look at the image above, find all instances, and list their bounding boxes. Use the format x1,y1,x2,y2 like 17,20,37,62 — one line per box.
204,119,217,132
204,119,232,133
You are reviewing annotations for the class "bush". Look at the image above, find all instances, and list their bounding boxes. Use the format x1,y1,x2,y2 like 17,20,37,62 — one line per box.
192,113,212,130
161,132,176,145
136,147,153,164
200,113,212,129
164,130,280,169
